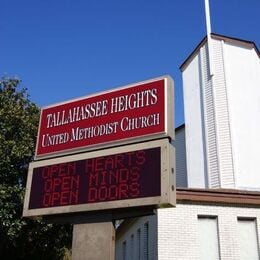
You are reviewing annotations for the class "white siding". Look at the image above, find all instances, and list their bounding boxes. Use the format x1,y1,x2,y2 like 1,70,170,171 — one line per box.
182,35,260,191
116,215,158,260
175,126,187,187
199,43,220,188
212,39,235,188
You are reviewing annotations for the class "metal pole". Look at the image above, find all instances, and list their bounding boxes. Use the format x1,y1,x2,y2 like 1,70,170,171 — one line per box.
204,0,214,76
72,222,115,260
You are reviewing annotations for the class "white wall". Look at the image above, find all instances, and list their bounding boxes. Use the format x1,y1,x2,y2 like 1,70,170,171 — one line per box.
182,53,207,188
116,203,260,260
182,36,260,191
223,43,260,190
157,203,260,260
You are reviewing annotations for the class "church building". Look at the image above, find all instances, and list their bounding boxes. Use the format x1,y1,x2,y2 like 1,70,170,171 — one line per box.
115,33,260,260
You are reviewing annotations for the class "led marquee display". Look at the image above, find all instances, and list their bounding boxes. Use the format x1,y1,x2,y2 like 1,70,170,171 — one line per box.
23,139,175,217
29,148,160,209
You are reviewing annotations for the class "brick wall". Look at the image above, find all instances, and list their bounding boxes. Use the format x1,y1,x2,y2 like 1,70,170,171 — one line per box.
157,203,260,259
116,202,260,259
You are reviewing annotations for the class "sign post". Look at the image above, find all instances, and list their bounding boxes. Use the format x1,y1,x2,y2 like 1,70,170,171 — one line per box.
23,76,175,259
72,222,115,260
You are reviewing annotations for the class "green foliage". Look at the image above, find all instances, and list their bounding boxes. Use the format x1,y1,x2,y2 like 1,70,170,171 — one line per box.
0,77,72,259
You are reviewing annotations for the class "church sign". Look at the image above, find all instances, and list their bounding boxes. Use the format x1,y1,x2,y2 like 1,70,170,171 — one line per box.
24,76,175,218
35,76,174,159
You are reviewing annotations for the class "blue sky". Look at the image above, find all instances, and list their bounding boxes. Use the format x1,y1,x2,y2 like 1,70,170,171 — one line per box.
1,0,259,127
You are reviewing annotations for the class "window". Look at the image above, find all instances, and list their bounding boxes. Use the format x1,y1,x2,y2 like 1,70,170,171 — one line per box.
198,216,220,260
237,218,259,260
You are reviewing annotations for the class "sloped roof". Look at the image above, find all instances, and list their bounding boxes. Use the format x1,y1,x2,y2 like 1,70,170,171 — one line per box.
180,33,260,72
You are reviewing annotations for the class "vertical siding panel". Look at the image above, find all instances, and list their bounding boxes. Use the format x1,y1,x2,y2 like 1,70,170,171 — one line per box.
115,215,158,260
212,39,235,187
175,127,188,187
199,44,220,188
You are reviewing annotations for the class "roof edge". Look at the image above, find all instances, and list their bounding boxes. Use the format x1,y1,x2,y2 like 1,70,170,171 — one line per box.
116,188,260,236
175,123,185,132
177,187,260,206
180,33,260,72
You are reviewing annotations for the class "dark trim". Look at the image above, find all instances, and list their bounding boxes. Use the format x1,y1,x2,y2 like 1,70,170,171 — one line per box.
177,188,260,206
175,123,185,132
180,36,207,72
116,188,260,236
211,33,259,52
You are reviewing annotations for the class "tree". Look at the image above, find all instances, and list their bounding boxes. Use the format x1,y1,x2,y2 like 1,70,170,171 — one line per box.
0,77,72,259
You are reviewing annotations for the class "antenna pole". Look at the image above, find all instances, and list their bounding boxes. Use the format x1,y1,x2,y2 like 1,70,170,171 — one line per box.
204,0,214,76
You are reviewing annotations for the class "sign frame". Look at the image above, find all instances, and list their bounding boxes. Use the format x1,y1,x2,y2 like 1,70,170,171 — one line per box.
35,75,174,160
23,139,175,218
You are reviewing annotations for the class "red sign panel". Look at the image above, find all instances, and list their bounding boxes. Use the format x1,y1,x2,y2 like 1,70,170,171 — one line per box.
36,77,173,159
29,147,161,209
